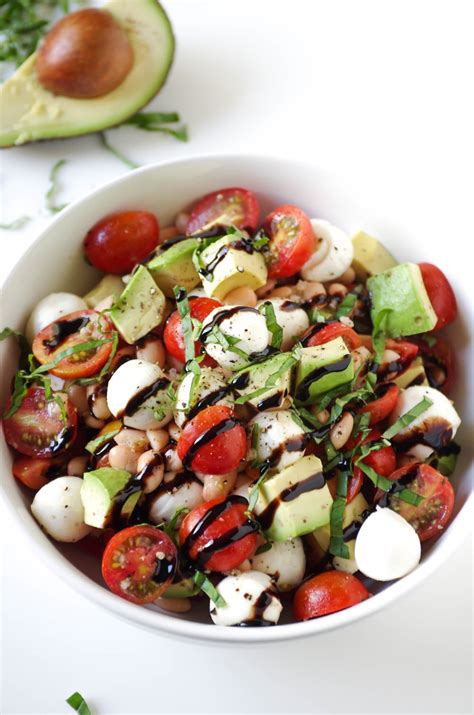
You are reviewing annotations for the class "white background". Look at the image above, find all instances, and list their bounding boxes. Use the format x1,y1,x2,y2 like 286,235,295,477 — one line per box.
1,1,472,714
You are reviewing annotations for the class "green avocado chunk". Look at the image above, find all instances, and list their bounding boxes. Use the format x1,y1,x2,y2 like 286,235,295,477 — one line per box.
393,356,428,389
110,265,165,344
81,467,136,528
83,274,125,309
147,238,200,297
295,337,354,405
367,263,437,337
352,230,397,280
254,455,333,541
0,0,174,147
231,352,294,409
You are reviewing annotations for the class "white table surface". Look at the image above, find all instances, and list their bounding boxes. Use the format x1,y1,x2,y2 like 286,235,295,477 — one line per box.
1,2,472,714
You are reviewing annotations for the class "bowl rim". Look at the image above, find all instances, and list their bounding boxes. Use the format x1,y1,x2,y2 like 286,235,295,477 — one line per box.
1,152,473,644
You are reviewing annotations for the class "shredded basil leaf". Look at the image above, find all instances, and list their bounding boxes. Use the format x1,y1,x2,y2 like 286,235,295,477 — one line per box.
159,506,190,543
425,444,460,476
174,286,195,362
396,489,424,506
259,301,283,349
420,333,437,348
124,112,188,141
247,464,270,513
355,460,392,491
329,469,350,559
371,308,392,364
66,691,92,715
193,571,227,608
98,132,140,169
335,293,357,318
382,397,433,440
86,428,121,455
46,159,68,213
0,215,31,230
255,540,273,556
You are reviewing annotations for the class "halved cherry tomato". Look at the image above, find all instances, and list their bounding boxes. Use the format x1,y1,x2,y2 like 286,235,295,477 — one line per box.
303,321,361,351
361,383,399,425
101,525,177,604
32,310,114,379
419,263,457,331
263,205,315,279
388,463,455,542
84,210,160,274
350,429,397,498
385,339,419,365
294,571,370,620
12,456,63,490
179,496,258,572
3,387,77,458
413,335,454,395
163,297,221,365
327,470,363,505
177,405,246,475
186,188,260,235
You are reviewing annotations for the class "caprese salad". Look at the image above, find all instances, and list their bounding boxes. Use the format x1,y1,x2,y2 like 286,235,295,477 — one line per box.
1,187,461,626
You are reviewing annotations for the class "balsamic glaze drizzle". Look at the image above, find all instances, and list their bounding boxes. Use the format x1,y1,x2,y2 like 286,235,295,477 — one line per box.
295,354,352,403
182,417,241,470
42,316,90,350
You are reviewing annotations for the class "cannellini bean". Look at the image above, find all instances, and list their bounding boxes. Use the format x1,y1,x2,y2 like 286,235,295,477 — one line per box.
136,449,165,492
175,211,189,234
269,286,292,298
168,422,181,442
136,337,166,367
222,286,257,307
108,445,139,473
146,428,170,452
86,386,112,420
295,280,326,302
68,384,89,415
329,412,354,450
114,428,149,453
67,456,89,477
160,226,180,242
84,415,105,430
165,446,183,472
328,282,348,297
157,597,191,613
256,279,277,298
339,267,356,285
202,471,238,501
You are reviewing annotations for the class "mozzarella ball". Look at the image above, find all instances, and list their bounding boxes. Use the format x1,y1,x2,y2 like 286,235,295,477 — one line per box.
389,385,461,443
201,307,271,371
107,359,173,430
248,410,307,471
210,571,282,626
147,473,204,523
31,476,92,542
25,292,87,343
256,298,309,350
250,538,305,591
301,219,353,282
355,507,421,581
174,366,233,427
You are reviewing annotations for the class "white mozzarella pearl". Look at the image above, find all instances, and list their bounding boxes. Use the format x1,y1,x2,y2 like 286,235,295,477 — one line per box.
389,385,461,442
174,366,232,427
355,507,421,581
148,474,204,523
301,219,353,282
25,293,88,343
31,476,92,542
201,307,271,371
248,410,306,471
256,298,309,350
107,359,173,430
250,537,306,591
210,571,282,626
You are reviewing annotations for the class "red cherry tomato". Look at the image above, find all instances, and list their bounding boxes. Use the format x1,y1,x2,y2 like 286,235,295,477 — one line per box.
12,456,63,490
3,387,77,458
163,297,221,365
413,335,455,395
385,339,419,365
294,571,370,621
101,525,177,604
177,405,247,475
32,310,114,379
84,210,160,274
388,463,455,542
361,383,399,425
350,429,397,497
179,496,258,572
327,470,364,505
186,187,260,235
263,204,315,279
419,263,457,331
303,321,362,351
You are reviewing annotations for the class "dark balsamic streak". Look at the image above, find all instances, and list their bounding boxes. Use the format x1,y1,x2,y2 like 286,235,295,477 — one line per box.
182,417,241,470
42,316,90,351
258,471,326,531
295,354,352,403
118,377,170,418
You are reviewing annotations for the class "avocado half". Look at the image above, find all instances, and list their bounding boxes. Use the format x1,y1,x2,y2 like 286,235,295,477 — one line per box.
0,0,174,147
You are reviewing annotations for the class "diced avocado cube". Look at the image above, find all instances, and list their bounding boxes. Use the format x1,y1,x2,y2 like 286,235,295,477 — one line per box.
232,352,294,409
352,230,397,280
367,263,437,337
83,274,125,309
393,356,428,389
147,238,200,297
254,455,332,541
194,235,267,300
312,493,369,573
295,337,354,405
111,265,165,344
81,467,133,528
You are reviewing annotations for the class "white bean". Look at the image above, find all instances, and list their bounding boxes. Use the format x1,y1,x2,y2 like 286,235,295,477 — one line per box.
339,267,356,285
146,429,170,452
256,279,277,298
223,286,257,307
295,280,326,301
269,286,292,299
382,349,401,364
84,415,105,430
328,282,348,298
136,449,164,493
136,338,166,368
157,597,191,613
68,384,89,415
67,456,89,477
108,445,139,473
167,422,181,442
114,428,149,453
86,386,112,420
201,471,238,501
329,412,354,450
165,446,183,472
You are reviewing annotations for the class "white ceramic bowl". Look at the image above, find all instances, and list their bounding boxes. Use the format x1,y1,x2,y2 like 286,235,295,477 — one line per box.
1,155,472,644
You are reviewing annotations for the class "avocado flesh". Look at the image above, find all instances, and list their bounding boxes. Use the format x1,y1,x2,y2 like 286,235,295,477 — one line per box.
254,455,333,541
295,337,354,406
81,467,132,528
195,236,267,300
393,356,428,389
352,230,397,280
147,238,200,297
232,352,293,409
368,262,437,338
83,274,125,309
111,265,165,344
0,0,174,147
312,493,368,573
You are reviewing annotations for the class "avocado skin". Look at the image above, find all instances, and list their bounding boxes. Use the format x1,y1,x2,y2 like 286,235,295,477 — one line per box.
147,238,200,297
111,265,165,344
